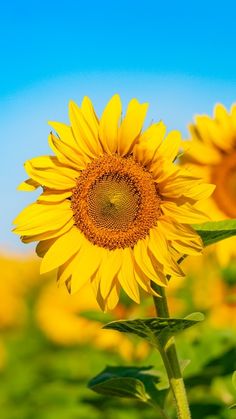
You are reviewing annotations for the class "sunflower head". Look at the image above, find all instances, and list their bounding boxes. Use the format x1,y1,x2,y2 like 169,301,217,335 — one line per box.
182,103,236,265
13,95,214,310
71,154,162,250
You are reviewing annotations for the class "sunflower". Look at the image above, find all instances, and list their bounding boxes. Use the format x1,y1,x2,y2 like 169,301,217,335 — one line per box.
182,103,236,265
13,95,214,310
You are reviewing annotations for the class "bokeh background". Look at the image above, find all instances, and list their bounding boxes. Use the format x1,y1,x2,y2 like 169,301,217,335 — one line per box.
1,1,236,418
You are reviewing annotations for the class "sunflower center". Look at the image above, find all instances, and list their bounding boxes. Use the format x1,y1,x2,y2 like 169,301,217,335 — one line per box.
212,151,236,218
88,174,140,230
71,155,161,250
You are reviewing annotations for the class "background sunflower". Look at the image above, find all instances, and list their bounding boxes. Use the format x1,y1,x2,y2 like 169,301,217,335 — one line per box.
182,104,236,265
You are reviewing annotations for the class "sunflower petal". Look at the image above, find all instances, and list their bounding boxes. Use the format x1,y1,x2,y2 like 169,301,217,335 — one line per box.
24,156,78,190
57,254,78,285
36,238,57,258
193,115,212,143
99,94,122,154
40,227,84,273
133,239,167,286
118,99,148,156
91,271,106,312
207,118,234,151
48,121,78,148
230,104,236,132
13,201,73,235
99,249,122,299
70,242,104,294
17,178,40,191
38,190,72,203
156,130,181,162
214,104,235,147
148,227,183,277
159,217,202,245
161,201,209,224
133,122,166,166
21,218,74,244
183,137,221,164
118,248,140,303
69,100,101,158
133,270,160,297
159,219,203,256
160,175,215,201
105,282,120,311
49,133,87,170
81,96,99,139
150,159,179,183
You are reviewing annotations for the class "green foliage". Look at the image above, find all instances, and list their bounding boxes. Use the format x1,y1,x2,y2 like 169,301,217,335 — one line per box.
1,318,236,418
90,376,148,401
193,219,236,246
103,313,204,346
185,346,236,387
88,365,166,407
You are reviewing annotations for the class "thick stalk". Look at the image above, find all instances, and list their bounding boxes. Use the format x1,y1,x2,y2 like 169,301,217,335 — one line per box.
152,282,191,419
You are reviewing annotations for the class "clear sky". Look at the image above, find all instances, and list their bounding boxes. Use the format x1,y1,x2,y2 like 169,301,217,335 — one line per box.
1,0,236,251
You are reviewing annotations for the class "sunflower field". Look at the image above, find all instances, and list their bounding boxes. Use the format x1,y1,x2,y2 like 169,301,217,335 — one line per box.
0,245,236,419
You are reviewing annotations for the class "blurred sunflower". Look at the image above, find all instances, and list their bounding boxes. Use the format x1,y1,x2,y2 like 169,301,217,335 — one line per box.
208,280,236,329
182,104,236,265
36,282,149,361
185,254,236,329
13,95,214,310
0,253,39,329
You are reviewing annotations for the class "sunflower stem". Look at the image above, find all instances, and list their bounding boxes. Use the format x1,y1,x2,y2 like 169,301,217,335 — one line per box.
152,282,191,419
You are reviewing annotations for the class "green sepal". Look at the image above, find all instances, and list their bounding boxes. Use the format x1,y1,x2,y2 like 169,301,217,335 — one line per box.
193,219,236,246
103,312,204,347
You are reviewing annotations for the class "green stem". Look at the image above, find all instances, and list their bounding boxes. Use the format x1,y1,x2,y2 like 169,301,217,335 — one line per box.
152,282,191,419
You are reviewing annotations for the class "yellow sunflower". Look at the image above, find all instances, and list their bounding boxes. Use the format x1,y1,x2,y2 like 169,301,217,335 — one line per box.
13,95,214,310
182,103,236,265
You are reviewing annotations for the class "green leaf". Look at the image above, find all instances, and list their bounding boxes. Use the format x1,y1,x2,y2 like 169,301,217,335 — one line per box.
103,312,204,346
88,366,166,405
193,219,236,246
229,404,236,410
89,376,148,401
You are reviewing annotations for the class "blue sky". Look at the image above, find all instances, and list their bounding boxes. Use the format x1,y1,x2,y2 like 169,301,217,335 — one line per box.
1,1,236,251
